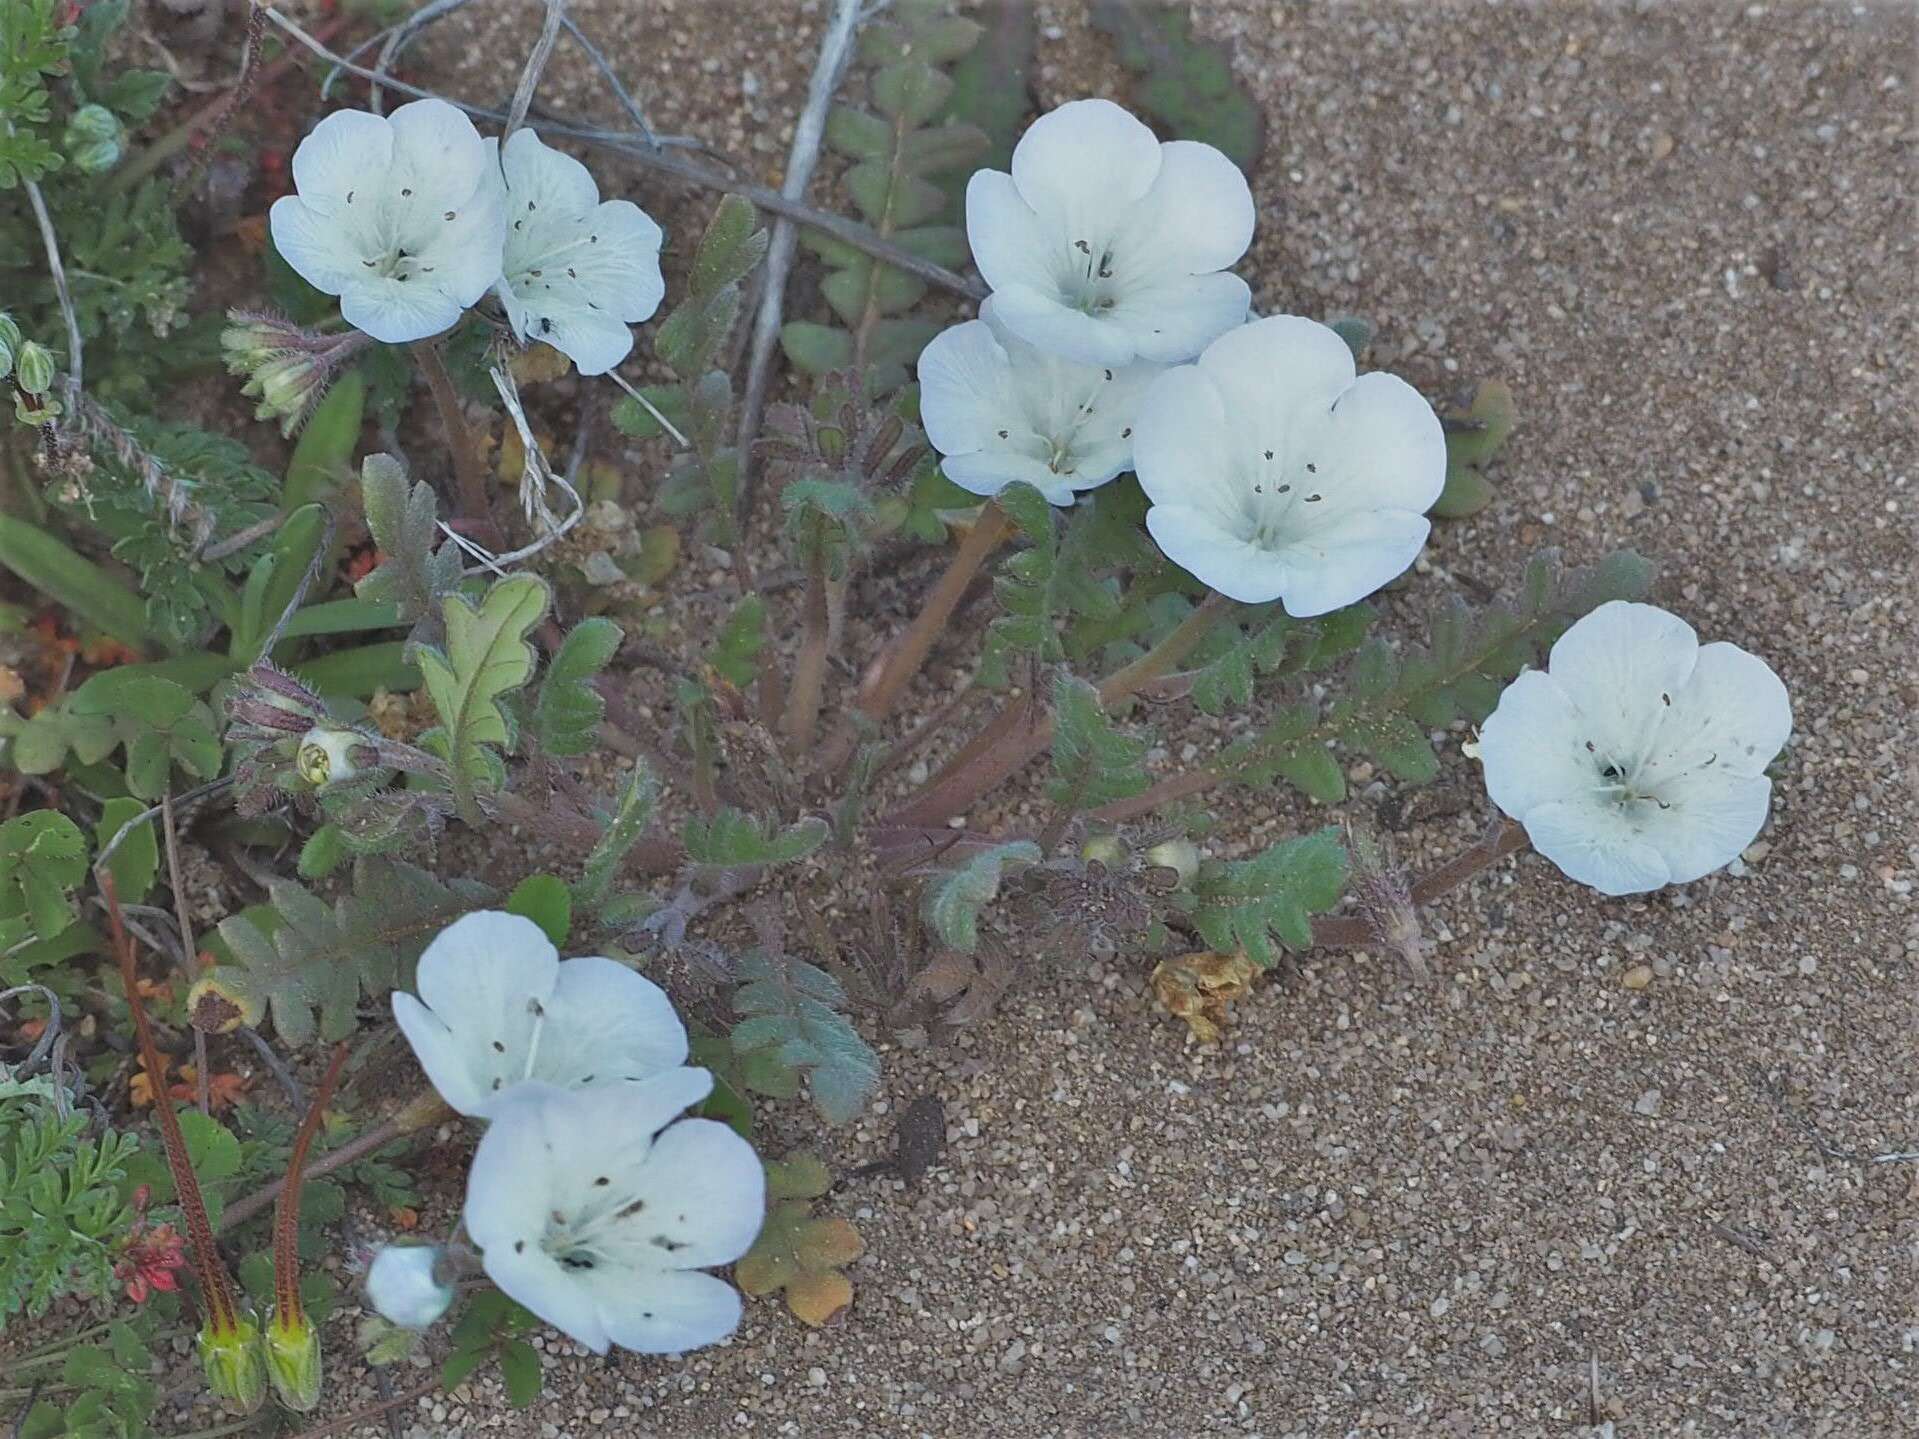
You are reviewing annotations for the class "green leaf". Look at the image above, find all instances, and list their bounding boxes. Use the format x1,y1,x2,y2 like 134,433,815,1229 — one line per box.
1091,0,1265,170
1190,829,1347,968
0,811,87,940
415,573,550,823
1047,672,1149,813
531,617,621,756
354,454,462,637
780,320,854,377
440,1347,487,1391
732,950,880,1125
498,1339,542,1407
94,797,157,905
921,840,1039,954
0,516,150,650
872,62,956,127
688,193,768,296
505,875,571,947
573,762,659,911
683,809,828,868
705,595,765,688
1432,381,1517,521
283,370,365,511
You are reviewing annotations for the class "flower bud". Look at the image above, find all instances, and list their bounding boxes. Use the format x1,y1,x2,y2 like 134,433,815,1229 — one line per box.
15,340,55,396
199,1316,268,1416
1078,832,1128,868
188,971,263,1035
265,1306,323,1412
63,103,123,173
0,313,19,381
1143,837,1201,888
297,727,362,786
366,1245,455,1329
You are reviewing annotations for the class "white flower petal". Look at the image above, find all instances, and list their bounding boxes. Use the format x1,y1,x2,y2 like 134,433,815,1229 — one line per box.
1132,365,1234,515
1645,770,1773,884
524,303,638,376
531,956,689,1089
385,98,490,215
1545,601,1700,755
1310,372,1448,517
984,281,1137,367
1106,270,1252,365
1644,640,1792,780
501,127,599,225
598,1270,745,1355
1111,139,1255,284
1195,313,1355,432
942,451,1076,506
918,319,1017,457
390,995,486,1117
1145,505,1291,604
1477,669,1590,821
412,185,510,310
464,1077,749,1358
269,195,362,296
1522,798,1674,896
1268,508,1431,617
964,169,1056,297
290,108,392,202
338,276,467,345
1010,98,1162,234
392,911,555,1116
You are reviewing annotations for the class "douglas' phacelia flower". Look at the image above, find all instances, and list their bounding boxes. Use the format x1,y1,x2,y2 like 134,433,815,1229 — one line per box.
916,297,1161,506
1132,315,1446,613
464,1073,764,1355
1476,601,1793,896
965,98,1254,367
269,99,506,345
392,911,688,1118
366,1244,456,1329
486,128,666,376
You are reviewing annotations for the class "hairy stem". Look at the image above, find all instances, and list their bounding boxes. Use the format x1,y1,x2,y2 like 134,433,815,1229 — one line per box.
272,1045,349,1323
885,591,1233,827
408,340,494,539
1309,818,1529,949
782,553,833,748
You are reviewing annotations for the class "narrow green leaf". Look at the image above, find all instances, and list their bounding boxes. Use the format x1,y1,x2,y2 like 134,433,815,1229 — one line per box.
921,840,1039,953
532,617,622,757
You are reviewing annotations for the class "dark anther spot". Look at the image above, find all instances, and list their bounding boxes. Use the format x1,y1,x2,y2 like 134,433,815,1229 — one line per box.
1074,239,1091,253
1306,462,1317,473
1585,740,1596,752
346,190,354,203
1253,484,1262,494
1601,764,1622,781
401,187,413,196
491,1078,503,1090
594,1176,610,1187
651,1236,687,1253
362,259,376,268
616,1199,647,1219
1305,493,1322,502
514,1240,525,1253
1104,369,1113,382
567,267,576,278
1121,427,1131,438
492,1040,506,1053
540,317,553,333
1264,449,1274,460
528,200,537,211
579,1074,596,1084
445,210,456,221
530,1000,546,1016
560,1254,595,1271
1661,693,1671,705
590,234,598,243
514,219,524,230
997,429,1009,439
529,269,543,278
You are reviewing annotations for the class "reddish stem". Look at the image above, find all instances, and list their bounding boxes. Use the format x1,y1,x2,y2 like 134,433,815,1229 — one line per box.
273,1043,349,1324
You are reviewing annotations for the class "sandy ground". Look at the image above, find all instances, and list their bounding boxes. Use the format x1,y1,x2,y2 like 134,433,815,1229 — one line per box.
17,2,1915,1436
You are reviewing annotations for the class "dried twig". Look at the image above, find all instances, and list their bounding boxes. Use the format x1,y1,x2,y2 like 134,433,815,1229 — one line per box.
502,0,568,141
733,0,867,534
21,177,82,415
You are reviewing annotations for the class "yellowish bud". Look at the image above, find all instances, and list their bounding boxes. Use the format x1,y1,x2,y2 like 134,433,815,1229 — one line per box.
265,1307,323,1412
199,1315,268,1416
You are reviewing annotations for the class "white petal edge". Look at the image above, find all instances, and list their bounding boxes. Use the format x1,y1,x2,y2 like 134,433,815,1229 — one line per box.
1010,98,1162,230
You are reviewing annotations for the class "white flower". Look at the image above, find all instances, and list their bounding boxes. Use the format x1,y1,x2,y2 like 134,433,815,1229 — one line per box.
1477,601,1792,896
296,726,361,786
487,128,665,376
965,98,1254,367
392,911,687,1118
464,1074,764,1356
269,99,506,345
365,1245,455,1329
916,297,1162,506
1132,315,1445,613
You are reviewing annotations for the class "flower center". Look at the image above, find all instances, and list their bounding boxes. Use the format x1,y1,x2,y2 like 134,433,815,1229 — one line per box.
364,248,433,284
1061,237,1119,314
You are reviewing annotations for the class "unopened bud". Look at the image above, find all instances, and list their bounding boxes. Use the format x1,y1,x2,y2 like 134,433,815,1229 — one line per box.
1346,825,1430,981
199,1316,267,1416
1078,833,1128,868
265,1307,322,1412
366,1245,455,1329
0,314,19,380
15,340,55,396
1143,837,1201,888
296,727,362,786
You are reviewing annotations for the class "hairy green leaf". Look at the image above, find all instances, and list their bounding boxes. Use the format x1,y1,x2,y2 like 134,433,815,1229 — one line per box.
731,950,880,1125
683,809,828,869
532,617,621,757
1189,829,1347,968
921,840,1040,953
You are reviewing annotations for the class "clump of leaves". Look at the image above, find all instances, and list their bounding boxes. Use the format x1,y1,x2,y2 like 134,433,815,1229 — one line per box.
1090,0,1266,169
734,1151,864,1328
784,0,990,391
1432,380,1518,520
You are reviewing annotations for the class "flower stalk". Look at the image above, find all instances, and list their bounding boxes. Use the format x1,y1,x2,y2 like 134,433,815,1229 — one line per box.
409,339,497,540
102,874,265,1417
266,1043,350,1413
